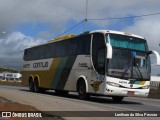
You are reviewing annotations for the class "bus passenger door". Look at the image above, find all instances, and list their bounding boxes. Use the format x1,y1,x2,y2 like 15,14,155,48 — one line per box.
90,33,106,93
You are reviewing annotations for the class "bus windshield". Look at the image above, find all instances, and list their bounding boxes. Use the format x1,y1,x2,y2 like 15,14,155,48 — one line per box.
106,34,151,81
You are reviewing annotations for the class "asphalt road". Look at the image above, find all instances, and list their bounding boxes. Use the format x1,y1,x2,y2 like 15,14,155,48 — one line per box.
0,85,160,120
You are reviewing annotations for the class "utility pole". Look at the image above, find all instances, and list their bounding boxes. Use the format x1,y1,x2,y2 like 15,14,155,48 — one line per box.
84,0,88,32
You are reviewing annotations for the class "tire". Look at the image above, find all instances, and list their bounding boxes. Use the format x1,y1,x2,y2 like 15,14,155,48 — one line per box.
77,80,90,99
39,88,46,93
112,96,124,102
34,79,40,93
29,79,34,92
55,90,69,95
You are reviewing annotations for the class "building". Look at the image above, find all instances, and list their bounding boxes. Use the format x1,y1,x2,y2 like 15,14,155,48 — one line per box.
0,73,3,80
0,72,22,81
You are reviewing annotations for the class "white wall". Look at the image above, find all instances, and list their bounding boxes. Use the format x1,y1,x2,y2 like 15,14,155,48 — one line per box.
151,76,160,81
0,72,22,80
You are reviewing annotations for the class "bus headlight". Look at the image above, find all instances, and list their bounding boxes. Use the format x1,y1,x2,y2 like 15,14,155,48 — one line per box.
107,81,120,87
142,85,150,89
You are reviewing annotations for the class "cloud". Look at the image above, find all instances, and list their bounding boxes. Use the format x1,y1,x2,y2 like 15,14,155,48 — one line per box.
0,0,159,33
0,32,46,68
0,0,160,74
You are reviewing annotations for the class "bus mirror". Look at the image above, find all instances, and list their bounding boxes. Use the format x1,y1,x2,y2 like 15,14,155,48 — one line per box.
106,43,112,59
148,50,160,66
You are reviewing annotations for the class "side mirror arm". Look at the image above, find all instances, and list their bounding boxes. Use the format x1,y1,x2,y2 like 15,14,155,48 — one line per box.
148,50,160,66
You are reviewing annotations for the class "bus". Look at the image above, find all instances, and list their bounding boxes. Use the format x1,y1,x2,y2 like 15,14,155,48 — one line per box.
22,30,160,102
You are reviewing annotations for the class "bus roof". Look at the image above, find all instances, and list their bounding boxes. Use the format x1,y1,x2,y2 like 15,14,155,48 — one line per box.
27,30,145,49
28,34,77,49
90,30,144,39
49,34,76,42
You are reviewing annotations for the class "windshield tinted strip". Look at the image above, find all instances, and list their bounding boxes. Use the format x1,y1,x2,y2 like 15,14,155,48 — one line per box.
108,34,147,51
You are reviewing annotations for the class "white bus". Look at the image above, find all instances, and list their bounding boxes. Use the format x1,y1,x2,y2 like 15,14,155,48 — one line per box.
22,30,160,102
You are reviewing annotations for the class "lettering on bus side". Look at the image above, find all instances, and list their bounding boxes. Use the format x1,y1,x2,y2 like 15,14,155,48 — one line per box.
119,81,127,84
33,62,48,68
23,64,30,68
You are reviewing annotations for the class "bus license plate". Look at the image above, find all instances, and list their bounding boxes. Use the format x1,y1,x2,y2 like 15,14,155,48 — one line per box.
127,91,134,95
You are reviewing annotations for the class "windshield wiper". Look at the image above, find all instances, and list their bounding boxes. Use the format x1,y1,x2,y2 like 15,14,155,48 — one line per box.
121,65,131,79
135,64,143,80
133,57,144,80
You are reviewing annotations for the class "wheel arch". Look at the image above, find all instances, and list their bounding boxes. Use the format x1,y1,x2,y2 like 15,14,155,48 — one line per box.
76,76,88,92
29,75,34,83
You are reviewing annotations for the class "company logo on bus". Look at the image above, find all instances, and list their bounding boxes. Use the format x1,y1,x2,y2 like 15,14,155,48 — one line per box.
33,62,48,68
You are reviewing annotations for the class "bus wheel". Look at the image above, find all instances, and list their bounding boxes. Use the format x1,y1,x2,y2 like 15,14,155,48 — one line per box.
77,80,90,99
34,79,40,93
29,79,34,92
112,96,124,102
55,90,69,95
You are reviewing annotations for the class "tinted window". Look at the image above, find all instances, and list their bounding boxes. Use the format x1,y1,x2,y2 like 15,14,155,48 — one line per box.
108,34,147,51
24,34,91,61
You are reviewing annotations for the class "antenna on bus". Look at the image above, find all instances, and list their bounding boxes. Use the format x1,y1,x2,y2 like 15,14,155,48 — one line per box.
84,0,88,32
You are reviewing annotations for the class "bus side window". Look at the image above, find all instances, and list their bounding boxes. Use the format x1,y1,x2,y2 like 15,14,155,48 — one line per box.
92,33,105,75
24,49,28,60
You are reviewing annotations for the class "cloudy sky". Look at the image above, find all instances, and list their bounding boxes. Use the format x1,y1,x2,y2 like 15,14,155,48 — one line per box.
0,0,160,75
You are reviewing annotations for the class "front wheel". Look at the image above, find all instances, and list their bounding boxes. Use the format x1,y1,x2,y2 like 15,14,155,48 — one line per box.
77,80,90,99
112,96,124,102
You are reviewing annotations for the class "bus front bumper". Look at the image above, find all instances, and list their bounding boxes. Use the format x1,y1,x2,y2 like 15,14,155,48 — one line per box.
104,85,149,97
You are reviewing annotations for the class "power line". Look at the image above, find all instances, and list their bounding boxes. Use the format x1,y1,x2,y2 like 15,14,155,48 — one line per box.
0,50,24,54
0,21,85,55
1,12,160,55
55,20,85,38
0,61,23,64
87,12,160,21
0,59,23,62
0,20,85,55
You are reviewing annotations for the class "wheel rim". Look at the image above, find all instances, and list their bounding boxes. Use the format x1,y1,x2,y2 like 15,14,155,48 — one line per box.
79,85,84,94
29,82,32,89
29,81,34,91
34,80,39,92
34,84,37,91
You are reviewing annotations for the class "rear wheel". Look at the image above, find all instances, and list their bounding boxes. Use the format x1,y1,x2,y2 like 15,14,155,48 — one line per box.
77,80,90,99
29,79,34,92
34,79,40,93
112,96,124,102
